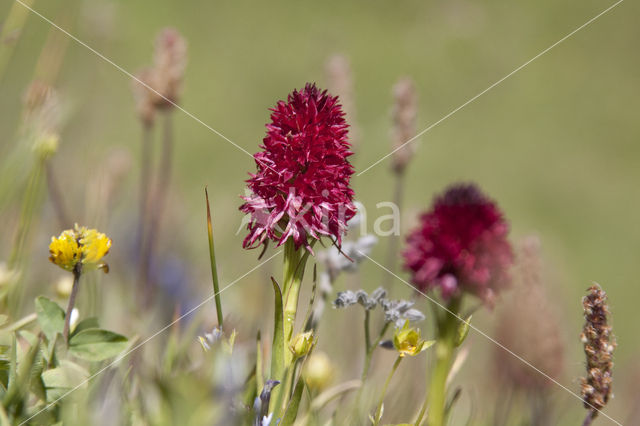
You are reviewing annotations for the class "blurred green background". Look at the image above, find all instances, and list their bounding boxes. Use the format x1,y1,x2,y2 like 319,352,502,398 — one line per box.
1,0,638,424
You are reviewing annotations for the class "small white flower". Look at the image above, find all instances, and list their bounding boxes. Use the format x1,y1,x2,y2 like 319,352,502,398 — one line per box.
70,308,79,332
261,413,273,426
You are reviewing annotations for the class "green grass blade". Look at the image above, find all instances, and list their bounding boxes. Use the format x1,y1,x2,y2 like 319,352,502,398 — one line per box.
205,187,223,327
281,378,305,426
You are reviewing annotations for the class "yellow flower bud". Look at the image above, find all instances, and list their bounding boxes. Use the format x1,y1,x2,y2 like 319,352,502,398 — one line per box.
302,351,334,391
393,322,433,357
49,224,111,274
33,133,59,160
289,331,316,360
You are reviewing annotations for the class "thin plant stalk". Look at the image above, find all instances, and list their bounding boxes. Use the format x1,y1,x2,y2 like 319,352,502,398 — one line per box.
415,297,461,426
353,320,391,419
140,111,173,306
373,356,403,426
45,161,70,228
136,121,153,262
205,187,223,327
63,268,81,344
384,170,405,289
361,321,391,382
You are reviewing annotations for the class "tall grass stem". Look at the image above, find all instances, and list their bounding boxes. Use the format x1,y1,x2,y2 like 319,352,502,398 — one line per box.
205,187,223,327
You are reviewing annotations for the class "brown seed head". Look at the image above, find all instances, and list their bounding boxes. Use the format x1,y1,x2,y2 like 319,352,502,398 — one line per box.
152,28,187,109
131,68,158,126
580,283,615,416
390,77,417,175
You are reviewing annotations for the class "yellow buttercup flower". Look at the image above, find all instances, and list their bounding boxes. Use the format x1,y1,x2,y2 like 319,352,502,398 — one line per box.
393,322,433,357
49,224,111,273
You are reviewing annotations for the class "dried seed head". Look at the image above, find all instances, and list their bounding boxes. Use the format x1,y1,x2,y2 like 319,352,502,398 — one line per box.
580,283,615,416
22,81,62,148
152,28,187,109
23,80,57,117
325,54,358,150
390,77,417,175
494,236,564,391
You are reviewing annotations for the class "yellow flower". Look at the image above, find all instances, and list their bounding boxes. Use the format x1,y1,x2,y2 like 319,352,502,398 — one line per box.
289,331,316,360
393,322,433,357
49,224,111,273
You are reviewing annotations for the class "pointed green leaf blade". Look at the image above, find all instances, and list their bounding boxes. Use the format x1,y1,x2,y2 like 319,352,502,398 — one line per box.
455,315,472,347
281,378,305,426
270,277,285,381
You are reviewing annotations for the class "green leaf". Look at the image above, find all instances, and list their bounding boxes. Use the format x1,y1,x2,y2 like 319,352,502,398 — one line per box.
269,277,285,414
255,331,264,397
270,278,285,381
0,315,7,327
455,315,472,347
41,360,89,402
281,378,305,426
70,317,99,337
68,329,128,361
35,296,65,341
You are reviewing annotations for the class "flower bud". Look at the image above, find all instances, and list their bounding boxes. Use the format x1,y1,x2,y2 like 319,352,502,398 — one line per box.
33,133,59,160
302,351,334,391
289,331,316,359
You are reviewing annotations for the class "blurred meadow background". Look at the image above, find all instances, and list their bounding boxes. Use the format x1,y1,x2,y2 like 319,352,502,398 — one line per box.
1,0,639,424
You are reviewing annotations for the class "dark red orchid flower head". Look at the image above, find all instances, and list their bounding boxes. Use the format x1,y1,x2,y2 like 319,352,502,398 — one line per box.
240,83,356,252
403,183,513,306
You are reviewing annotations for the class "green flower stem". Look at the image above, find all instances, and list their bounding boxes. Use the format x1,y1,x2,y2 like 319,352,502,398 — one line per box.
383,170,405,288
282,239,310,367
140,111,173,307
353,320,391,419
205,187,223,327
374,356,403,426
63,268,81,345
415,297,461,426
136,121,153,275
364,310,371,353
45,162,70,228
361,321,391,382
